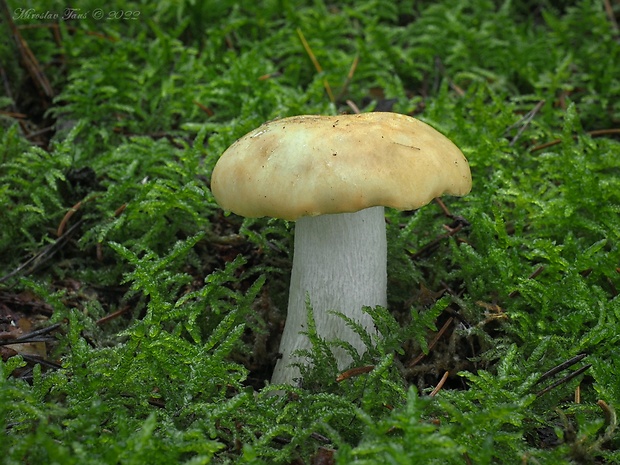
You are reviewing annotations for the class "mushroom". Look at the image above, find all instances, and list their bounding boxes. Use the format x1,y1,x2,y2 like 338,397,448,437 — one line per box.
210,112,472,385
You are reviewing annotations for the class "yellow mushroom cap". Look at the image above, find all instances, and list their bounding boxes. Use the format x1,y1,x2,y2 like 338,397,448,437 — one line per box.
211,112,472,221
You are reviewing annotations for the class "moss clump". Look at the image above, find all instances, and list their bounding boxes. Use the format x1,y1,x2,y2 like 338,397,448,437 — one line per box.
1,0,619,463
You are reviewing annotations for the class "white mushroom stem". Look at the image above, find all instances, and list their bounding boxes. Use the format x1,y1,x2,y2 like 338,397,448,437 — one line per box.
271,206,388,385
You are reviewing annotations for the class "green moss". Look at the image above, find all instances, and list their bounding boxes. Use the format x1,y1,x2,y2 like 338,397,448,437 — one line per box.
1,0,619,463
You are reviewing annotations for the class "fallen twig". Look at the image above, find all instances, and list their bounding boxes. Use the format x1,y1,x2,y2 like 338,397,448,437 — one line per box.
336,365,375,382
408,317,454,367
336,54,359,101
530,128,620,152
506,99,545,146
535,354,591,398
0,0,54,99
0,323,61,346
509,265,545,298
0,220,83,283
429,371,450,396
297,27,335,102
